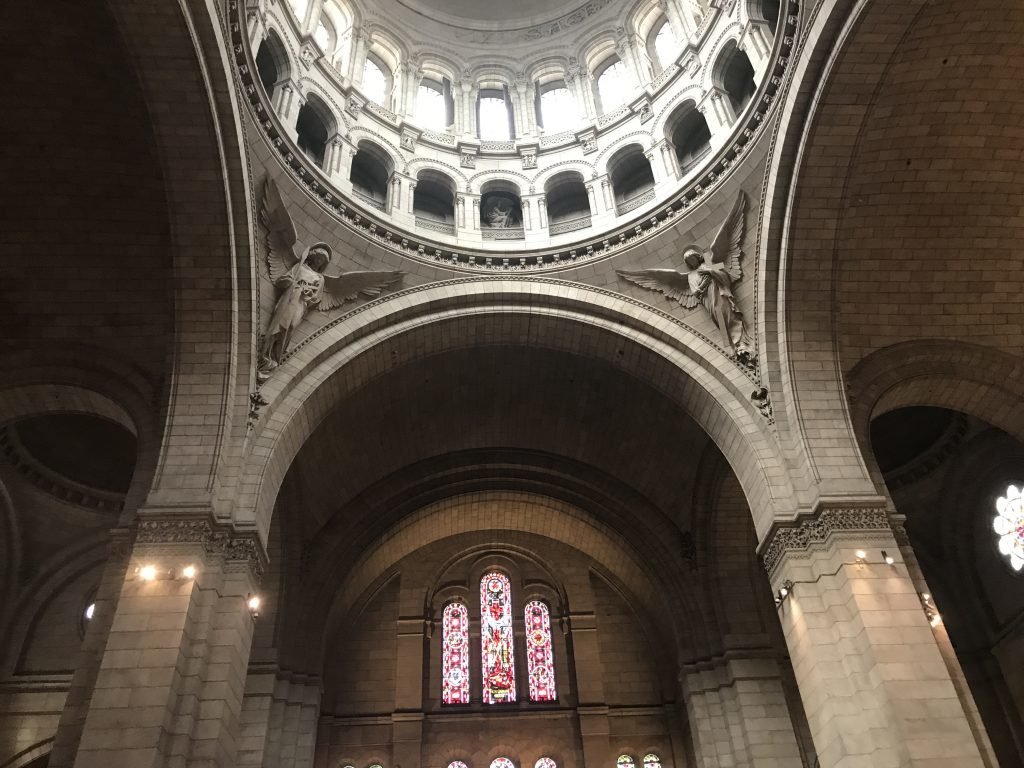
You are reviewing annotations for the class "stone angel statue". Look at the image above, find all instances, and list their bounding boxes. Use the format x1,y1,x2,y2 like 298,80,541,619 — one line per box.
617,193,752,359
259,178,404,372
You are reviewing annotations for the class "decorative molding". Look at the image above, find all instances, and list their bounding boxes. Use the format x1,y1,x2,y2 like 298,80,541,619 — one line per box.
135,518,267,578
760,507,891,575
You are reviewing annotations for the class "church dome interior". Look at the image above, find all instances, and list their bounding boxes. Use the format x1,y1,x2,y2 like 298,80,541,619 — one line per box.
2,0,1024,765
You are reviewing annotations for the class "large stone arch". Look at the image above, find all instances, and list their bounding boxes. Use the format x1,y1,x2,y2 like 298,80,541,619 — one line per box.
102,0,256,513
239,279,795,542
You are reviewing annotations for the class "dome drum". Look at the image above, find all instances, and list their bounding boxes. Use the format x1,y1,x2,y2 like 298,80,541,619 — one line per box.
233,0,796,270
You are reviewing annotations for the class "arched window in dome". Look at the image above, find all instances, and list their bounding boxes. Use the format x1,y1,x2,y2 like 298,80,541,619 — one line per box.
653,21,678,70
448,762,470,768
642,755,662,768
314,18,332,52
350,139,394,210
480,572,516,703
491,759,515,768
608,144,655,214
667,101,712,175
596,58,630,114
255,32,290,106
442,602,470,703
478,89,513,141
715,42,756,118
617,756,636,768
295,95,335,169
545,171,592,234
524,600,556,701
362,56,390,105
538,83,578,134
416,79,449,131
535,759,557,768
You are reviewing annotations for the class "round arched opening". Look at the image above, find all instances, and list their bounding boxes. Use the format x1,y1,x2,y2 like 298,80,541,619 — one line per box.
479,179,523,239
608,144,655,214
295,94,336,169
716,43,756,117
544,171,591,235
414,169,457,235
350,140,394,211
255,31,290,100
752,0,780,31
666,102,712,175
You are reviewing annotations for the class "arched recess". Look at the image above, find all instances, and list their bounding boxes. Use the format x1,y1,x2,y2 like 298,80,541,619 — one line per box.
316,492,701,676
101,0,256,513
759,0,1024,513
236,280,795,544
296,92,337,168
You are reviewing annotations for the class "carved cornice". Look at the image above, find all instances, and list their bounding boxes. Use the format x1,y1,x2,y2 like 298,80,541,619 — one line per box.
135,518,267,578
760,507,891,575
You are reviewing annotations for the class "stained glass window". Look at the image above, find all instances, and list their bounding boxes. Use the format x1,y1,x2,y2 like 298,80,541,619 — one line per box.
524,600,556,701
535,758,557,768
491,759,515,768
617,756,636,768
442,602,471,703
642,755,662,768
995,484,1024,570
448,762,469,768
480,572,517,703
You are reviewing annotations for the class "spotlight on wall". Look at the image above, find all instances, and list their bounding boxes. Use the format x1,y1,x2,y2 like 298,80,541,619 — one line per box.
138,565,157,581
855,549,867,561
247,594,262,618
920,592,941,627
84,603,95,621
882,550,895,565
182,565,197,579
774,580,794,607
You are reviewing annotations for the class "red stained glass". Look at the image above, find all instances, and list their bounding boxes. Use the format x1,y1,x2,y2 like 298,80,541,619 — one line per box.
480,572,517,703
442,602,470,704
524,600,556,702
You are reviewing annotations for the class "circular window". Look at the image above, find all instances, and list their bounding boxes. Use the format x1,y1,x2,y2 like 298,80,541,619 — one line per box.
535,758,557,768
994,484,1024,571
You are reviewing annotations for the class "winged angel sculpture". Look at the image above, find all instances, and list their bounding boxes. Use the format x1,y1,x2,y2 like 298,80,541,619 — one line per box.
258,178,404,373
618,193,752,360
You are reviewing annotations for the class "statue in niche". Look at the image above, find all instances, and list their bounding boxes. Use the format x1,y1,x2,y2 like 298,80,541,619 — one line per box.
258,178,404,374
486,199,517,228
618,193,752,360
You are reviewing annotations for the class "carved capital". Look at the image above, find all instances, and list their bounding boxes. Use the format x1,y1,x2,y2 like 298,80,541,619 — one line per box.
135,518,267,579
760,507,891,576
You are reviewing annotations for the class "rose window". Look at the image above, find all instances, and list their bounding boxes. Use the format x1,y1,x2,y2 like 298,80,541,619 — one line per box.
994,484,1024,571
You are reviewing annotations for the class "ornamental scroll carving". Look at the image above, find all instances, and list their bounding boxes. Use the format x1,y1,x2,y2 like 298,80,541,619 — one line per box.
760,507,891,575
135,519,267,578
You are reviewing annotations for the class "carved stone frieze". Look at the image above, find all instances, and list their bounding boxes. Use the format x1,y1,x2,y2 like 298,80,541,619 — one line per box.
135,518,267,578
760,507,891,575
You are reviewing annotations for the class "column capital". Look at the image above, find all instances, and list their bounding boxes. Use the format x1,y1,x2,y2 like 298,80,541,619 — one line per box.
760,504,891,577
135,516,268,580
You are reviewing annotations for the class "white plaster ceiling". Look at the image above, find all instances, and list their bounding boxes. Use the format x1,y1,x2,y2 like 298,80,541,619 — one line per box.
393,0,582,28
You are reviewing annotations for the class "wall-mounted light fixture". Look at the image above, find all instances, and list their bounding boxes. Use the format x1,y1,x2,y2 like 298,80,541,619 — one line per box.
247,594,262,619
774,579,794,607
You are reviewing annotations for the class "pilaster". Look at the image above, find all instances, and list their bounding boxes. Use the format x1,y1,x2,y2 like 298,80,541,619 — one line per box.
69,516,265,768
763,506,989,768
238,666,320,768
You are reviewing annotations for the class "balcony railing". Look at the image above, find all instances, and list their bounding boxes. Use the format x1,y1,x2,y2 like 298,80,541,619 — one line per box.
351,188,386,212
481,227,525,240
415,216,456,235
615,188,655,215
548,215,592,236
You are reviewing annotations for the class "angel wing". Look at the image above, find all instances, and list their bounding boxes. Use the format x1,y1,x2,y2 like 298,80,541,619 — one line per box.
708,192,746,283
617,268,701,309
318,270,405,312
262,177,301,283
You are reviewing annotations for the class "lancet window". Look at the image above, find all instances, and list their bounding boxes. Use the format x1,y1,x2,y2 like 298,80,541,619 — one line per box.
524,600,556,701
442,601,471,704
481,572,517,703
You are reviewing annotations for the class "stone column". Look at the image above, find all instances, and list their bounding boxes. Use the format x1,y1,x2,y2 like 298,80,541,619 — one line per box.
347,27,368,85
300,0,324,36
525,80,538,135
659,141,678,179
48,530,134,768
522,199,533,231
393,617,426,768
276,83,302,140
683,657,804,768
472,198,481,230
568,611,611,768
739,20,774,84
645,148,665,183
468,85,480,137
569,65,598,121
456,194,466,230
615,28,648,90
658,0,689,44
585,182,599,215
764,506,990,768
537,195,548,229
69,517,265,768
600,177,613,212
238,667,320,768
407,179,417,214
